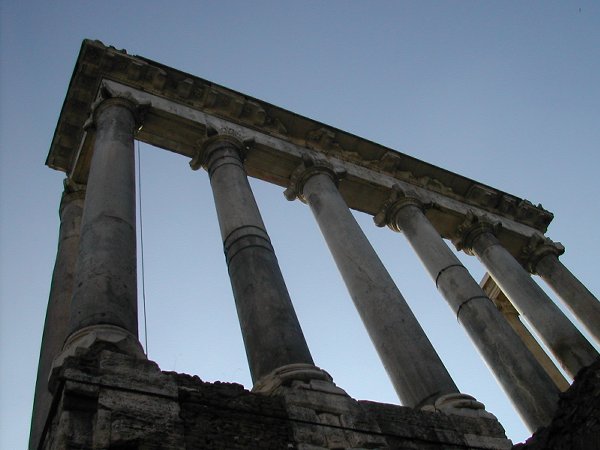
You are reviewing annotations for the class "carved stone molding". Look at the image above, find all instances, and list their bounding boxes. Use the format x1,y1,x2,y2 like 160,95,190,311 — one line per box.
378,151,403,172
463,186,554,232
497,195,518,217
521,234,565,274
415,175,454,195
465,184,500,209
149,66,167,90
373,184,426,232
515,199,553,230
376,152,454,196
187,85,287,135
284,153,346,203
305,127,347,156
496,197,553,231
452,211,502,255
48,39,558,255
303,128,366,166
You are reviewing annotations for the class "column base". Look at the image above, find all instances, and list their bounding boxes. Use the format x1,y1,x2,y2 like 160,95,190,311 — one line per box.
49,325,145,392
253,363,386,448
421,392,497,420
252,363,347,396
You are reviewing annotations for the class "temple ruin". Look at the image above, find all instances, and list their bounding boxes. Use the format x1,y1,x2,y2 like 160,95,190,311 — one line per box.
30,40,600,449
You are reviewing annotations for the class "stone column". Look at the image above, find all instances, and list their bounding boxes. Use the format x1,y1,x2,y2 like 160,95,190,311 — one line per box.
375,187,560,429
190,134,317,386
29,180,85,450
64,92,146,358
284,156,486,413
524,236,600,344
454,213,598,378
481,274,570,391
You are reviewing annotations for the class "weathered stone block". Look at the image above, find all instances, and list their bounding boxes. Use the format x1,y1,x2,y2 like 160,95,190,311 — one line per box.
42,348,518,449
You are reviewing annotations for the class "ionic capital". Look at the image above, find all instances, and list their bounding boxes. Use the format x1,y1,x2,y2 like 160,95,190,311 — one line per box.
373,184,427,232
60,178,86,210
189,126,254,171
283,153,346,202
452,211,501,255
84,85,150,131
521,234,565,274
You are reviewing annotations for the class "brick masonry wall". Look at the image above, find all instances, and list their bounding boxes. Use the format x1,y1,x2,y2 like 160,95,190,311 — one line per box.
176,373,294,449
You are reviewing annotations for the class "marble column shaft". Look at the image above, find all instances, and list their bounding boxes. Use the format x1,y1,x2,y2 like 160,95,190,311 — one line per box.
482,276,569,391
29,183,85,450
466,226,597,378
194,136,314,383
68,97,140,338
384,199,559,429
534,252,600,344
289,165,459,408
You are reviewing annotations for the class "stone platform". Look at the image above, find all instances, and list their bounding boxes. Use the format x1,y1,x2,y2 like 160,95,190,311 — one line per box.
42,345,512,449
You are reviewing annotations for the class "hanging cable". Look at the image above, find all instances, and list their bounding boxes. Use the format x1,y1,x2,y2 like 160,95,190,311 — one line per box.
137,139,149,356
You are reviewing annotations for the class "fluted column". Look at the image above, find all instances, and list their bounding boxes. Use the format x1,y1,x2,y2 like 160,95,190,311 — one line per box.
284,156,483,412
375,186,560,430
65,92,146,358
191,134,317,385
454,213,598,378
524,236,600,344
29,180,85,450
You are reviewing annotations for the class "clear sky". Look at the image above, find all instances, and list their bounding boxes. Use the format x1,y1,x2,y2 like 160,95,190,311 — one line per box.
1,1,599,448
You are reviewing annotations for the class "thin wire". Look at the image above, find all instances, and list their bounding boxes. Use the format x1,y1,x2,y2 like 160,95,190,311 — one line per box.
137,139,149,356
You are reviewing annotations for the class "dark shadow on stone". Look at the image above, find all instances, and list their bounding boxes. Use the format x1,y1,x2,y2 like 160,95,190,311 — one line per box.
513,357,600,450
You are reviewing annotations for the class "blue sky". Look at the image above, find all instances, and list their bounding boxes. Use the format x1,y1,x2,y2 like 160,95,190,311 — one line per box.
1,1,599,448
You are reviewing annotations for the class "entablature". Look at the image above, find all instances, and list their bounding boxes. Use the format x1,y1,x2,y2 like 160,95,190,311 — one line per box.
47,39,554,258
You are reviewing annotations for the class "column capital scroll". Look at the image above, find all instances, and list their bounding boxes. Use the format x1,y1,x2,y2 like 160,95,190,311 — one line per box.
84,85,150,132
373,184,428,232
452,211,501,255
59,178,86,217
283,153,346,202
60,177,86,204
521,234,565,274
189,127,254,171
